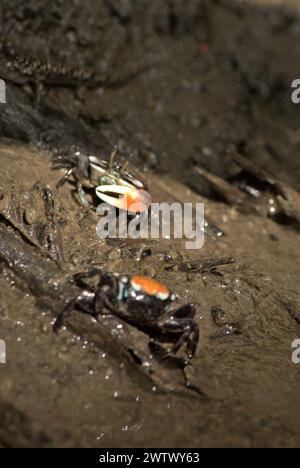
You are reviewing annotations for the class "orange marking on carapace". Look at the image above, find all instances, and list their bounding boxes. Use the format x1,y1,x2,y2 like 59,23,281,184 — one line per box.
131,276,170,298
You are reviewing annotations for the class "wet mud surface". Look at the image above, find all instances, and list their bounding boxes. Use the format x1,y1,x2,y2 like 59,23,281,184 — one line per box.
0,0,300,448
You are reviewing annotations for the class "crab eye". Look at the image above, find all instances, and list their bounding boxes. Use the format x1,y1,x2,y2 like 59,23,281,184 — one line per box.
99,175,115,186
120,276,129,284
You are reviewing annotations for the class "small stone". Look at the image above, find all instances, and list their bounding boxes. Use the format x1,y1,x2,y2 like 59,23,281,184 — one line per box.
24,207,38,225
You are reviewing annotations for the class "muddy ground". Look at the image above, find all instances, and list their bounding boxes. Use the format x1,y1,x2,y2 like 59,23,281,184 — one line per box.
0,0,300,448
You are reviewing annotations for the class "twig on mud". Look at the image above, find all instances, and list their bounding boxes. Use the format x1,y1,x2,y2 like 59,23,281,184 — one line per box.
0,183,64,262
165,256,235,273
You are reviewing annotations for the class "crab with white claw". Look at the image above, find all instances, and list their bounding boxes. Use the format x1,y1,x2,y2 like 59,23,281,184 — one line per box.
53,149,152,214
53,270,200,363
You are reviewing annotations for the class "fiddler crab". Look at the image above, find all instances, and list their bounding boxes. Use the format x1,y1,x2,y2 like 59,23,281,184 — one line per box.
54,270,199,362
53,149,152,214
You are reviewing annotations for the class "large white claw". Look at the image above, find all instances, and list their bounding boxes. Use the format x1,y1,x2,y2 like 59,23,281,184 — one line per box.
96,185,151,213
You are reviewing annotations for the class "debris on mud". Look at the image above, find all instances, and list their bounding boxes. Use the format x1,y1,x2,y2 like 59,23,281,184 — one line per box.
0,182,64,261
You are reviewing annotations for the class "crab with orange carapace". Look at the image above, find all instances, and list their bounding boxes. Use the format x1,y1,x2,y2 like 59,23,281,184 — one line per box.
54,270,199,362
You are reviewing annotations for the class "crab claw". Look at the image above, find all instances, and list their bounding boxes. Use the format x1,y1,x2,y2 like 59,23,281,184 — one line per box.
96,185,151,213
